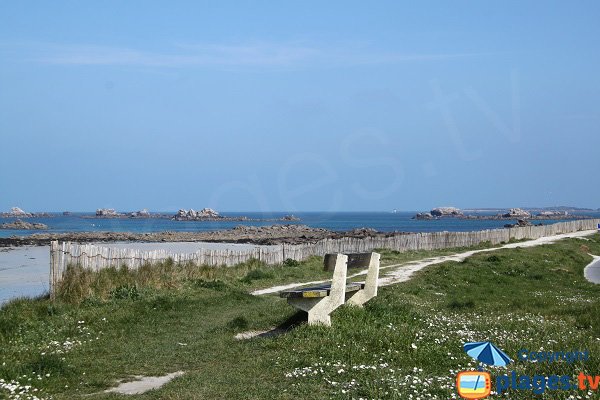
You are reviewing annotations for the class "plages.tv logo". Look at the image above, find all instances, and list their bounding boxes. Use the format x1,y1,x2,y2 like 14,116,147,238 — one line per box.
456,341,511,399
456,371,491,399
456,341,598,398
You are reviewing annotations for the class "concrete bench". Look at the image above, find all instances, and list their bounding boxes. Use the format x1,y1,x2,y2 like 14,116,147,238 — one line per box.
279,252,380,326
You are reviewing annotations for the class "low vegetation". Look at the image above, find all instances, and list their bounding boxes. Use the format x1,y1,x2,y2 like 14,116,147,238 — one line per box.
1,235,599,399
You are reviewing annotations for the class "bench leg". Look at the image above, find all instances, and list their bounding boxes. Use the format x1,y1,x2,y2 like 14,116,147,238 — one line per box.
286,254,348,326
346,252,380,307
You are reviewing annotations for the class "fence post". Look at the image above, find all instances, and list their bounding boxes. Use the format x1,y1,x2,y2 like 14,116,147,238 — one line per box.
49,241,58,302
282,243,285,262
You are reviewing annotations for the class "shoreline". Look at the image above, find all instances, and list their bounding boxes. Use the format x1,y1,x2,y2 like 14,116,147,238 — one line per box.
0,225,392,247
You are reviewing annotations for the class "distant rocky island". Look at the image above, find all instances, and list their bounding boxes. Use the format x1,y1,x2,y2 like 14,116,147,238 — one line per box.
87,207,301,222
0,207,51,218
172,208,246,221
413,207,591,221
89,208,159,219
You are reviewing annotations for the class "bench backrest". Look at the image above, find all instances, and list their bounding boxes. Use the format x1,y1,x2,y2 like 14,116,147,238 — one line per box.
323,252,374,271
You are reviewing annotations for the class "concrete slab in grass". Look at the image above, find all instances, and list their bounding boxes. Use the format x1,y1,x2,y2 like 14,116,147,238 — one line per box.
104,371,184,395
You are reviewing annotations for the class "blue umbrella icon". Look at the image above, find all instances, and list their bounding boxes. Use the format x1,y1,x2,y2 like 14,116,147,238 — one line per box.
464,341,512,367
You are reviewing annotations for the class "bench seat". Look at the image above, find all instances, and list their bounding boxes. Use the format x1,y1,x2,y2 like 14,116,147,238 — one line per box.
278,252,380,326
280,283,365,298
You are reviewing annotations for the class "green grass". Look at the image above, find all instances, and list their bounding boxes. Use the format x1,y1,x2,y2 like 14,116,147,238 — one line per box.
2,234,600,399
375,239,519,266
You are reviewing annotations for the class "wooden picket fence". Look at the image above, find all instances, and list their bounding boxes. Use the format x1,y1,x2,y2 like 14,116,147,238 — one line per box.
49,218,600,299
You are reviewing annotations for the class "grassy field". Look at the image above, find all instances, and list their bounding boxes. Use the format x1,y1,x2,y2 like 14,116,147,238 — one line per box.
1,234,600,399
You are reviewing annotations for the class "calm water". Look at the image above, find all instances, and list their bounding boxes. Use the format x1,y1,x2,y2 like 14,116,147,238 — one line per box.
3,211,600,238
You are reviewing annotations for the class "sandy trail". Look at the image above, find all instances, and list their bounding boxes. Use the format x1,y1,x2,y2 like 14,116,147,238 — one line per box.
252,229,597,295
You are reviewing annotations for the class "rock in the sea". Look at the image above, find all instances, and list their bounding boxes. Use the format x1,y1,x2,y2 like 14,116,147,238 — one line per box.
502,208,531,218
199,208,219,217
348,227,378,236
281,214,300,221
0,207,34,218
11,207,28,216
0,219,48,230
504,219,533,228
96,208,120,217
130,209,150,218
430,207,463,217
174,208,223,221
413,212,434,220
537,210,568,217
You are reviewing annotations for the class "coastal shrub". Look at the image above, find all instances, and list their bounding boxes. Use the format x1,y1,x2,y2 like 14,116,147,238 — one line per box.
283,258,300,267
192,279,228,291
55,264,95,303
110,284,139,300
240,269,274,283
447,298,475,310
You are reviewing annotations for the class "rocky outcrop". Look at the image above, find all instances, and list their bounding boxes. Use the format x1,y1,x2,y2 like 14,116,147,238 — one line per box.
231,224,328,235
537,210,568,217
97,208,154,218
174,208,223,221
502,208,531,218
413,212,434,220
0,224,391,246
0,219,48,230
347,227,378,236
414,206,587,221
504,219,544,228
1,207,32,218
96,209,122,217
10,207,28,216
413,207,462,219
84,209,301,222
0,207,50,218
504,219,532,228
431,207,463,217
129,209,150,218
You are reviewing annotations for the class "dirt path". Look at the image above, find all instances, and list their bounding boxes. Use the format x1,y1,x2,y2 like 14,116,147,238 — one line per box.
252,229,597,296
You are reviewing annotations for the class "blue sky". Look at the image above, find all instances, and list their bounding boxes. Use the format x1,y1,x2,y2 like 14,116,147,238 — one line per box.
1,1,599,212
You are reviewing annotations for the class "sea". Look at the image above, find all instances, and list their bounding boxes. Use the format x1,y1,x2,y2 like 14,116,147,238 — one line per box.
3,211,600,238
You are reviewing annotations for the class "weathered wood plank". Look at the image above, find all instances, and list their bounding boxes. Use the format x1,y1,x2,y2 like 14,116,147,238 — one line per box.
280,283,364,298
